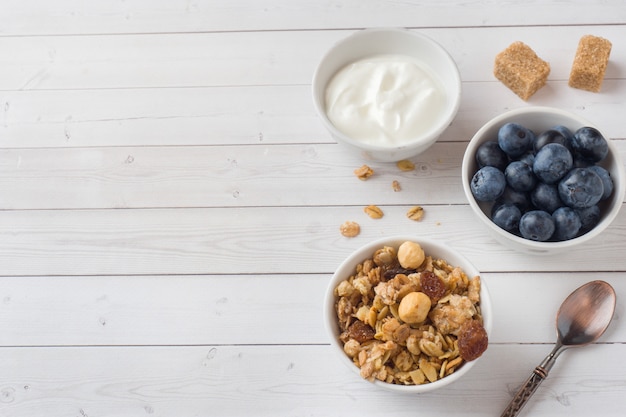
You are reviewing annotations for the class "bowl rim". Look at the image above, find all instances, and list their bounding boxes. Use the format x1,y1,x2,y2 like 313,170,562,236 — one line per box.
311,27,462,153
461,106,626,253
324,235,492,393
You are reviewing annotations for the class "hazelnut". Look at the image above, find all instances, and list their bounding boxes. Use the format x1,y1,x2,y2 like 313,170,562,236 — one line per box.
397,241,425,269
398,291,431,324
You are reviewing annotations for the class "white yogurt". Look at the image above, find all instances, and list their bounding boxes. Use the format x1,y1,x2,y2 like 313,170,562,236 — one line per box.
324,54,446,146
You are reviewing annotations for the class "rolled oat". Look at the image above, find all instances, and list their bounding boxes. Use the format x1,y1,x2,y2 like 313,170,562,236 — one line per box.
354,164,374,180
340,221,360,238
406,206,425,221
364,205,384,219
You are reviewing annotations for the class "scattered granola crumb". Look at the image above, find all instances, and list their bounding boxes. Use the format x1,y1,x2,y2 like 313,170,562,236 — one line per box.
396,159,415,172
392,180,401,192
340,221,361,237
406,206,425,221
354,164,374,180
364,205,384,219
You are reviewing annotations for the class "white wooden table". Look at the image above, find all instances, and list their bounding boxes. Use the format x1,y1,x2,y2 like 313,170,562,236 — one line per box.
0,1,625,416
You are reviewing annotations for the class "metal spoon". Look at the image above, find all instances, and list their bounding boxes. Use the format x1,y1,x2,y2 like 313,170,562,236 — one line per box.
500,280,616,417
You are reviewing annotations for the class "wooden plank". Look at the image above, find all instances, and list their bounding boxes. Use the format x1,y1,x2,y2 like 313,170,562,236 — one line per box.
0,273,623,347
0,205,623,276
0,139,623,209
0,344,624,417
1,0,625,35
0,141,479,209
1,80,625,150
0,86,328,148
0,26,624,90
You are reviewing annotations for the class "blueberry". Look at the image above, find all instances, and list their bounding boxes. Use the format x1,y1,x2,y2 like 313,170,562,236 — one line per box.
505,160,537,192
533,128,573,153
533,143,573,184
576,205,601,233
571,126,608,162
476,141,508,171
471,166,506,202
517,151,535,167
498,186,532,212
587,165,613,200
573,157,594,168
558,167,604,209
552,206,582,241
530,182,562,214
519,210,555,241
498,123,535,158
552,125,575,143
491,203,522,233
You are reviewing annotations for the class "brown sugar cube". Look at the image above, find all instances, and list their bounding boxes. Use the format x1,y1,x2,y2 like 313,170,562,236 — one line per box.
494,41,550,100
568,35,612,92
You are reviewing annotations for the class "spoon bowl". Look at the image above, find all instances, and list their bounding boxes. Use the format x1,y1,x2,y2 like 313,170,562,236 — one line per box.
501,280,616,417
557,280,616,346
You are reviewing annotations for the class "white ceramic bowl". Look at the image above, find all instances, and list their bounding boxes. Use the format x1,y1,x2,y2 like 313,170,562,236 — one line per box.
324,235,492,393
312,28,461,162
462,106,625,255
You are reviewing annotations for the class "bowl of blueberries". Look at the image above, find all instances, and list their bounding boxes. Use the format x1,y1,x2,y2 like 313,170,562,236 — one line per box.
461,106,625,254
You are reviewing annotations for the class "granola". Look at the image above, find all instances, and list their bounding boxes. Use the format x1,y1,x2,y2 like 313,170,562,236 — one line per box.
333,241,487,385
339,221,360,238
396,160,416,172
363,205,384,219
354,164,374,180
406,206,425,221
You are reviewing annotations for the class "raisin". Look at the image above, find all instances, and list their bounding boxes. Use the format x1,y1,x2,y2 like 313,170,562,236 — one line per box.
457,320,488,361
346,320,375,343
420,271,446,301
383,264,415,280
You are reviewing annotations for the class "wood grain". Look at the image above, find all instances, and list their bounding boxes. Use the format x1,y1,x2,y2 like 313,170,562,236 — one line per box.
1,81,625,150
0,26,624,91
0,205,624,276
1,2,625,416
0,273,623,346
0,344,625,417
1,0,625,35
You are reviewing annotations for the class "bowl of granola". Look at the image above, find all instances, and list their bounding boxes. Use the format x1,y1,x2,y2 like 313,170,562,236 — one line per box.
324,236,492,393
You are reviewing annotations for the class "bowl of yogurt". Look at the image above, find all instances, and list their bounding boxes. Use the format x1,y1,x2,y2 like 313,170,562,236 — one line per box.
312,28,461,162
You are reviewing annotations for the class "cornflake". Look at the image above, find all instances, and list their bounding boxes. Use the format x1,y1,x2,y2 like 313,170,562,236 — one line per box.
333,240,487,385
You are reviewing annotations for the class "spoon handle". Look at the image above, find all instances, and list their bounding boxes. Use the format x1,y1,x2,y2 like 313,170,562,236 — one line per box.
500,344,563,417
499,366,548,417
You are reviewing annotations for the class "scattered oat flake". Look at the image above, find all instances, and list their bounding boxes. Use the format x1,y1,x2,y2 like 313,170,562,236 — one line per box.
364,205,384,219
406,206,425,221
396,160,415,172
392,180,401,192
340,221,360,237
354,164,374,180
